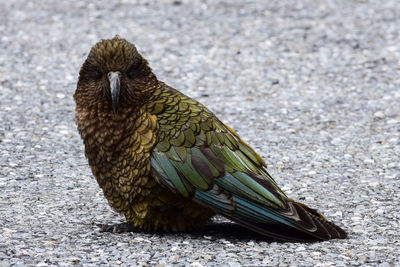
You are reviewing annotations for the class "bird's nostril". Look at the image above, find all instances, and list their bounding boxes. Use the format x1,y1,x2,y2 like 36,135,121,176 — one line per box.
107,72,121,80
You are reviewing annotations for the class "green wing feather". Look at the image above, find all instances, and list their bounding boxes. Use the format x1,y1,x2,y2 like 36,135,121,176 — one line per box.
148,86,347,241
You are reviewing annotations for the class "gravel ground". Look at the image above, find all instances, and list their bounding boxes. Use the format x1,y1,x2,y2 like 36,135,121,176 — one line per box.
1,0,399,266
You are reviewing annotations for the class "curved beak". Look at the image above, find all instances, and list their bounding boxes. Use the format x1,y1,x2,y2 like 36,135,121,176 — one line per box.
108,71,121,114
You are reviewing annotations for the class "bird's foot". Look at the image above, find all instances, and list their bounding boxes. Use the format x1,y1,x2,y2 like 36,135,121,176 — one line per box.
97,222,140,233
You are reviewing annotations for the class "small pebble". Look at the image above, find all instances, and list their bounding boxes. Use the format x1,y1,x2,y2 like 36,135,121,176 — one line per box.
1,0,399,266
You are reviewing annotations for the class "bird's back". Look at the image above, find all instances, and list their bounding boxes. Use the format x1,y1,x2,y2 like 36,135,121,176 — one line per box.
146,84,347,241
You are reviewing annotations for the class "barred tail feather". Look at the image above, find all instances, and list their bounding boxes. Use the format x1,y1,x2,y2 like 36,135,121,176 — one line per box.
195,190,347,241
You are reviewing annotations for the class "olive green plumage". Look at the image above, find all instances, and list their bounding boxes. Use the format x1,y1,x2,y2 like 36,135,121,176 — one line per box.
74,36,347,241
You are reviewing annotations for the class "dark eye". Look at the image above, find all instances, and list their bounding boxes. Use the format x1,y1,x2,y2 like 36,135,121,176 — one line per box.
93,67,102,79
126,64,141,79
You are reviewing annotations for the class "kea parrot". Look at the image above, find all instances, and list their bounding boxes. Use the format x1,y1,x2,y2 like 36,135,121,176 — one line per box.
74,36,347,241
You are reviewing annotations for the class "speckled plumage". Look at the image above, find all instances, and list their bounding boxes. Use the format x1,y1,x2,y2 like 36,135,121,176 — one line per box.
74,36,347,241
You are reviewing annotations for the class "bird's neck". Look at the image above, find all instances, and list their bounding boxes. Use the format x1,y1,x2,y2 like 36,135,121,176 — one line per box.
77,103,153,159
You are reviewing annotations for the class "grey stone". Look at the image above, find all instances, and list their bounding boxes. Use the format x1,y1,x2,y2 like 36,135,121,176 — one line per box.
1,0,399,265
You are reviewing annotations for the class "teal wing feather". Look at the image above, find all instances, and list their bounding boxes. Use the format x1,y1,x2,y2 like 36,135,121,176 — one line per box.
149,88,346,241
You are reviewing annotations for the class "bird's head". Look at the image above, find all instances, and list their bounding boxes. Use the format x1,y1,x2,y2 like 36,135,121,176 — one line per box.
76,36,158,114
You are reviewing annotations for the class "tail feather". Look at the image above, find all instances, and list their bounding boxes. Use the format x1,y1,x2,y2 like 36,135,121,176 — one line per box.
224,215,319,242
228,199,347,241
308,212,347,239
294,200,348,239
195,189,347,241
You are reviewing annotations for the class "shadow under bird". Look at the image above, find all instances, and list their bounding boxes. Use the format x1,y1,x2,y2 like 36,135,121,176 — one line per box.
74,36,347,241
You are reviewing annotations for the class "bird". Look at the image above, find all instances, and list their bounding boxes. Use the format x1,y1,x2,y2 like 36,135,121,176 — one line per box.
74,36,347,241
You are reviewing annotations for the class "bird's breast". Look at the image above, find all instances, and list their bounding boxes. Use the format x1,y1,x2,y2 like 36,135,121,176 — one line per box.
77,105,159,201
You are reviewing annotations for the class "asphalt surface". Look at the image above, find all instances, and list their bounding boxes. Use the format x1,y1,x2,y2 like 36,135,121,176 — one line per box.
1,0,399,266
